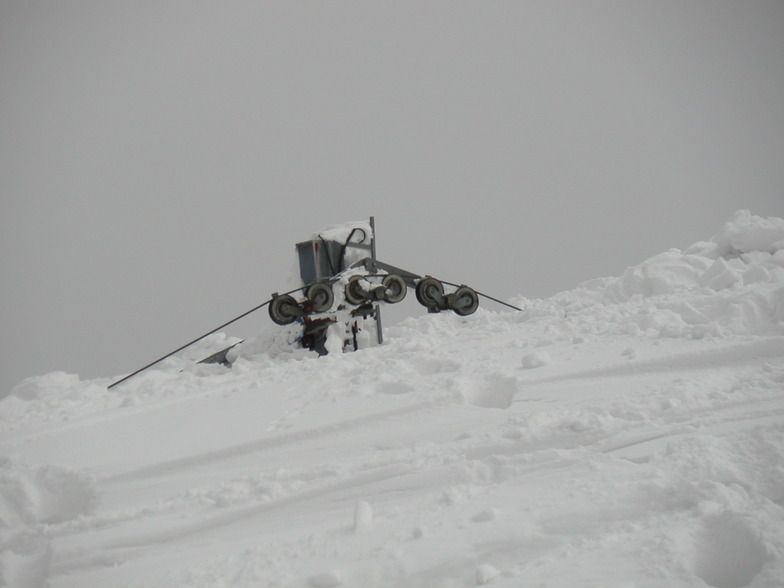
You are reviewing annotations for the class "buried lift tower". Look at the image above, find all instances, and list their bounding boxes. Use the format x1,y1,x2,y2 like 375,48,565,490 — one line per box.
108,217,521,389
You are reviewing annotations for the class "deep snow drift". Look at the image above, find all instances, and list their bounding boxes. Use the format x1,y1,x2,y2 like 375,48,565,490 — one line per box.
2,210,783,587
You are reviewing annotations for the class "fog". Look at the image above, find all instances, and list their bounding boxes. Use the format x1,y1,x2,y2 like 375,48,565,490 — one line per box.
2,1,783,393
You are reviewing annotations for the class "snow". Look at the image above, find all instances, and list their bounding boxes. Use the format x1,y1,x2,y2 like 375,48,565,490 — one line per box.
352,500,373,533
1,210,783,587
311,220,373,246
520,350,551,369
311,220,374,272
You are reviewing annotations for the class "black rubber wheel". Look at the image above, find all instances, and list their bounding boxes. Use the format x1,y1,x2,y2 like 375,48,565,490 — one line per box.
306,282,334,313
451,286,479,316
269,294,301,325
382,274,407,304
415,277,444,309
344,275,367,306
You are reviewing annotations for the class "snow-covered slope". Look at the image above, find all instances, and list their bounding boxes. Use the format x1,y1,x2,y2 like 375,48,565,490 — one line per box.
2,211,784,588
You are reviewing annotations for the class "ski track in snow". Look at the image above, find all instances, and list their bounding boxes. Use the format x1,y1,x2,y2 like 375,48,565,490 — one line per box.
2,211,784,587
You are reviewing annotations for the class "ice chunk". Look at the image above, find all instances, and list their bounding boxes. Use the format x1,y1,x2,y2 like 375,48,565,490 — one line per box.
353,500,373,533
308,571,344,587
476,564,501,585
711,210,784,256
521,351,551,369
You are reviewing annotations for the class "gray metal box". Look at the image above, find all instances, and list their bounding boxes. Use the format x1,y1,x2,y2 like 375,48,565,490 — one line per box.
296,240,344,285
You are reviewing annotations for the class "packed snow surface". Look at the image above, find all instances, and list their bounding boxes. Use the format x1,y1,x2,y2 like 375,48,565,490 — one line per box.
2,210,784,587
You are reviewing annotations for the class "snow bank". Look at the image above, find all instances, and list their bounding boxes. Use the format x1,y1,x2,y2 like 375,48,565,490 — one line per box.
512,211,784,340
602,210,784,307
1,373,114,435
6,372,82,403
711,209,784,256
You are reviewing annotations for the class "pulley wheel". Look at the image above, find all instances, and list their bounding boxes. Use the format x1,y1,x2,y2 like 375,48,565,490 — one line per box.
344,275,367,306
382,274,407,304
306,282,334,313
269,294,301,325
415,277,444,308
451,286,479,316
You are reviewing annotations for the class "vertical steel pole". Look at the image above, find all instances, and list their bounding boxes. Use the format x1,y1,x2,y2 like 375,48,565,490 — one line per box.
369,216,378,272
369,216,383,345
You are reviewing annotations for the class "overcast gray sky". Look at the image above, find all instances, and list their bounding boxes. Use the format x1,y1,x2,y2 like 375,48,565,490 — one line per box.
2,1,783,393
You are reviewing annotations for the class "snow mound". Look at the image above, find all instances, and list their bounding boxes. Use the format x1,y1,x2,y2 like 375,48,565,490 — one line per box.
0,460,95,526
0,460,96,587
711,209,784,257
603,210,784,303
1,373,114,435
5,372,81,402
512,211,784,340
520,350,551,369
